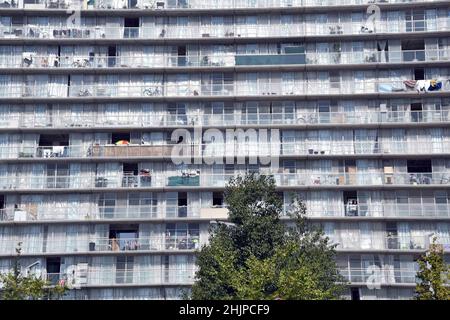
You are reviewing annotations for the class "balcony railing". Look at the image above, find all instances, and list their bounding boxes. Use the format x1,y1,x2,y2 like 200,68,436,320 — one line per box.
332,234,450,251
2,202,450,223
42,267,197,288
3,0,448,10
0,172,449,191
2,79,449,99
1,109,449,130
7,140,450,159
0,235,201,255
0,205,202,222
3,140,450,160
3,49,449,70
1,18,449,41
339,267,418,285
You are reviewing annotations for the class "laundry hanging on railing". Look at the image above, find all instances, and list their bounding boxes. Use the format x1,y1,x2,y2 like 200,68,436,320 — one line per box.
403,79,445,93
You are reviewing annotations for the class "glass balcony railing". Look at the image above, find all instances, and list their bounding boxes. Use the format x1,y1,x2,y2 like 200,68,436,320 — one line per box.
0,235,201,255
2,202,450,223
2,49,449,70
0,204,202,222
6,0,449,11
332,235,450,251
339,267,418,285
0,172,449,191
42,267,197,288
0,233,446,256
1,18,449,41
2,140,450,160
2,109,449,130
2,79,449,98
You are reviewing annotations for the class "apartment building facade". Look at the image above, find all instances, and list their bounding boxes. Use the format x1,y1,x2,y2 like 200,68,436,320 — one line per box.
0,0,449,300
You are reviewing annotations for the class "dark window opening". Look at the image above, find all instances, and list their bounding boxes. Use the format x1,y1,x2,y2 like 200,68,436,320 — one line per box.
414,68,424,80
407,159,432,185
402,40,425,61
213,192,224,207
123,163,138,175
124,18,140,38
0,195,4,210
124,18,140,28
178,192,188,217
410,102,423,122
407,160,432,173
38,134,69,146
108,46,116,67
112,132,130,144
46,257,61,285
178,45,187,66
386,222,399,249
350,287,360,301
109,224,139,251
344,191,358,216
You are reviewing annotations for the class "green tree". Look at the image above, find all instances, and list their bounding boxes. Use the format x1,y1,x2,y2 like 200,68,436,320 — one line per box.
0,243,68,300
415,237,450,300
191,173,345,300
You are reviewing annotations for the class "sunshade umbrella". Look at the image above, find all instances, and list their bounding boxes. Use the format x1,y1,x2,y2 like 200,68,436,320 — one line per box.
115,140,129,145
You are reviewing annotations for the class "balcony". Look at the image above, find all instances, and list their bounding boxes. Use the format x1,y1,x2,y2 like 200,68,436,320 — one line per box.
0,235,201,255
2,201,450,224
1,17,449,42
339,267,418,285
42,267,197,288
2,109,449,130
333,234,450,251
1,0,448,11
0,171,449,191
2,79,449,99
2,140,450,161
3,49,449,70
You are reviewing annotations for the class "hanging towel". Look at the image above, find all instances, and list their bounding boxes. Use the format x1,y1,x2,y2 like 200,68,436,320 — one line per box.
403,80,417,88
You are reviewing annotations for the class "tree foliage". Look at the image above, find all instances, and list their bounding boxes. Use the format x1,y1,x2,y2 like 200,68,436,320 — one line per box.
0,243,68,300
415,237,450,300
191,173,345,300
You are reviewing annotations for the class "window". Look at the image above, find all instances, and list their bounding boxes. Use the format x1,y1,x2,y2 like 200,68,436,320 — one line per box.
212,192,223,207
46,257,61,285
165,223,199,250
350,287,360,301
402,40,425,62
116,256,134,284
407,160,431,173
124,18,140,38
46,164,69,188
109,224,139,251
344,191,358,217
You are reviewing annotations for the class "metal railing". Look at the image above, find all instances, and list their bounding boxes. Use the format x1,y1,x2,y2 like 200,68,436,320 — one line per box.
0,235,201,255
339,267,418,285
0,172,449,191
2,202,450,223
42,267,197,287
1,18,449,41
4,0,448,10
0,204,202,222
2,49,449,70
1,109,449,130
2,140,450,160
332,234,450,251
2,79,449,98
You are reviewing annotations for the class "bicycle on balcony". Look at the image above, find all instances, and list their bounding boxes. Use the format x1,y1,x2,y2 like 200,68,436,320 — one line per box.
143,87,162,96
71,58,91,68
